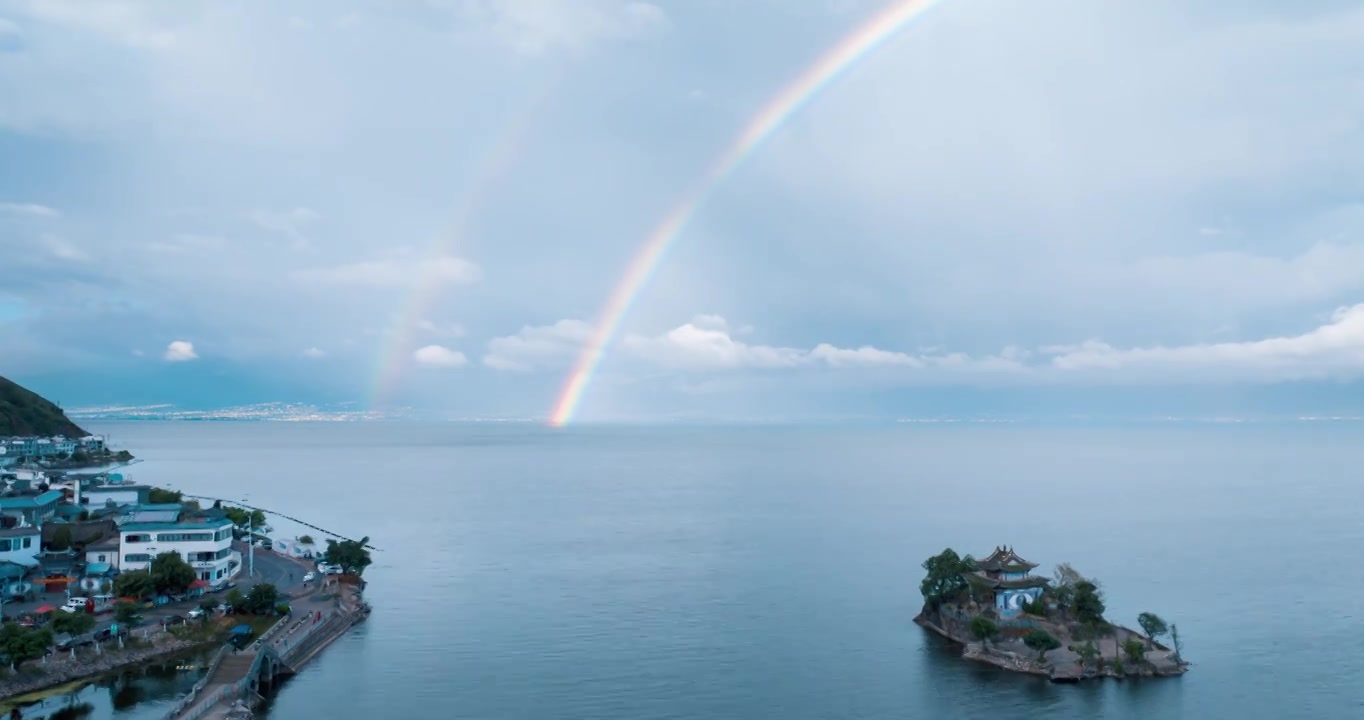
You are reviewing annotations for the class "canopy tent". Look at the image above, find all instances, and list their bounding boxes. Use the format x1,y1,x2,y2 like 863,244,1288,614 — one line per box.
34,605,55,614
85,562,112,576
0,563,28,581
189,579,209,589
229,625,253,636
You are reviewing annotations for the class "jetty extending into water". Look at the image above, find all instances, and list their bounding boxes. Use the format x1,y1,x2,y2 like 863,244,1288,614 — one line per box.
165,579,371,720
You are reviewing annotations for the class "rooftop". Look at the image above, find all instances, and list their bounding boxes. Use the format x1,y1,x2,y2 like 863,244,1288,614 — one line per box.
0,490,65,509
0,526,40,537
120,519,232,532
86,484,151,493
976,545,1039,573
85,536,120,550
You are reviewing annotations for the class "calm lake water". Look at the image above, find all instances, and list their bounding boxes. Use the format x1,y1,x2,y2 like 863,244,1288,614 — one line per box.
33,421,1364,719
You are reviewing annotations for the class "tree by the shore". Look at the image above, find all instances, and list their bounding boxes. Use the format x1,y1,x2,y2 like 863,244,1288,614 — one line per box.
150,552,196,594
1072,581,1106,626
919,549,976,608
1073,640,1099,669
113,570,155,600
1122,638,1147,665
114,601,140,625
1024,629,1060,661
0,624,53,667
969,617,999,649
148,487,183,504
223,506,267,534
52,611,96,637
324,537,373,576
1169,624,1183,662
244,583,280,614
1137,612,1168,649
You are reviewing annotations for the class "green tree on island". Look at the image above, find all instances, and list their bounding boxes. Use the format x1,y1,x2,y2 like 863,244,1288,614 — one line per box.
1074,640,1099,669
1122,638,1147,665
1137,612,1168,649
150,552,197,594
1072,581,1106,627
113,570,156,600
1023,629,1060,661
969,616,999,649
324,537,373,576
919,549,976,608
1169,624,1183,663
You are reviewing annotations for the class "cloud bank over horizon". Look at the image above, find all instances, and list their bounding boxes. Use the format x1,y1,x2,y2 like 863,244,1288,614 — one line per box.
2,0,1363,420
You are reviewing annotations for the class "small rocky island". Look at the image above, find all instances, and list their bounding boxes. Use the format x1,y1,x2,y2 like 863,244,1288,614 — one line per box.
914,546,1189,682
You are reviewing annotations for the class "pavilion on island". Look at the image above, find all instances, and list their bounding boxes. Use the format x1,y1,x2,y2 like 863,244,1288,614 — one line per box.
963,545,1050,614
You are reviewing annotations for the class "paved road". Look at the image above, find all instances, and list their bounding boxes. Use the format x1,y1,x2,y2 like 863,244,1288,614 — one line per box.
1,543,318,626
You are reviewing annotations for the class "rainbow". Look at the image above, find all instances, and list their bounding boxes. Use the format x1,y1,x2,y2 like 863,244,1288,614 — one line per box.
371,83,558,408
548,0,943,426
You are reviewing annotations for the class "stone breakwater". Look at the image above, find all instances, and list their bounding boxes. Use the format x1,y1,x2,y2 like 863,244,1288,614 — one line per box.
914,610,1189,682
0,632,207,701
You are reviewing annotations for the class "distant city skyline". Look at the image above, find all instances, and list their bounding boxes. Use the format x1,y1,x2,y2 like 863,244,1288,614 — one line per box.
2,1,1362,421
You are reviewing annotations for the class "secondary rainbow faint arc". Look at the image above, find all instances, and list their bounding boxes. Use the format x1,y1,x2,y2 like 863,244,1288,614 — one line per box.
547,0,944,426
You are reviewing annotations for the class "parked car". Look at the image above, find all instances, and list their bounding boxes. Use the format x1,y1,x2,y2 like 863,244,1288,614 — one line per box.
162,614,185,626
326,565,343,575
61,597,89,614
187,607,206,620
302,571,316,583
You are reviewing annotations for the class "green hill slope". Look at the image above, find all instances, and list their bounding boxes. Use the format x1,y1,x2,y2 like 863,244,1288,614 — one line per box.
0,376,89,437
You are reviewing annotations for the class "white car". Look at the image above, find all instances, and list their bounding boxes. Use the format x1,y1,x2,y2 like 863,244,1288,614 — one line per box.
187,607,205,620
326,565,343,575
61,597,89,614
302,571,316,583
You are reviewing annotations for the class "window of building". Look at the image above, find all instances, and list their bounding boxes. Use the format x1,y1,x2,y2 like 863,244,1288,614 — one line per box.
22,537,31,549
124,553,151,563
97,554,106,562
125,534,147,543
0,540,10,552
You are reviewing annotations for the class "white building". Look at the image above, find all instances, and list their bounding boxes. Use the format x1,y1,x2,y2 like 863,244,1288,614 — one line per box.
85,535,121,570
0,527,40,568
120,518,241,584
83,484,151,507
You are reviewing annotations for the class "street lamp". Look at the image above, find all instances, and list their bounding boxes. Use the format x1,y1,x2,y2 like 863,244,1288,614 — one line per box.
241,498,254,579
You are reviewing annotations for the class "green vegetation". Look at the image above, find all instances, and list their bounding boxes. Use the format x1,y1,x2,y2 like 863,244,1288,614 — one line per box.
150,552,196,594
226,589,246,613
224,506,267,532
113,570,155,599
1137,612,1168,649
49,525,74,551
1122,638,1147,665
1022,597,1047,616
918,548,976,608
113,601,141,625
243,583,280,614
324,536,373,576
51,612,96,636
1074,640,1099,669
0,376,87,437
969,617,999,648
147,488,183,505
1072,581,1106,626
1169,624,1183,663
298,535,314,545
0,624,53,667
1023,629,1060,660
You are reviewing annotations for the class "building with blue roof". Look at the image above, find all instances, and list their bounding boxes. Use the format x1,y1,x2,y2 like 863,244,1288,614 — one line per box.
0,490,64,527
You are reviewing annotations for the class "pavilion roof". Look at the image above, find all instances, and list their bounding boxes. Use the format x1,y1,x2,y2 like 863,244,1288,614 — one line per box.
976,545,1038,572
963,571,1050,590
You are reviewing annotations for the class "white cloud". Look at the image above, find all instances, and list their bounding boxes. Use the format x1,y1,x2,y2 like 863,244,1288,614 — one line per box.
484,319,591,371
0,202,58,218
295,255,481,288
42,235,89,262
416,319,467,339
302,347,326,358
163,340,198,361
460,0,667,55
130,349,144,357
1049,304,1364,382
15,0,183,50
413,344,467,368
247,207,318,248
0,18,20,37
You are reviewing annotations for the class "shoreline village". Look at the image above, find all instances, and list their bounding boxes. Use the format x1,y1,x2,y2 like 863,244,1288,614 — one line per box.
0,461,372,719
914,546,1189,683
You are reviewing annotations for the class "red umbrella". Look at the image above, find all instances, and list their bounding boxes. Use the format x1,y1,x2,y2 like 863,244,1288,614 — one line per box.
189,580,209,589
34,605,55,614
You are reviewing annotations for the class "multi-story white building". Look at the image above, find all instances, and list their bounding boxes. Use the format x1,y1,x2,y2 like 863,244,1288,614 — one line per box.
120,518,241,584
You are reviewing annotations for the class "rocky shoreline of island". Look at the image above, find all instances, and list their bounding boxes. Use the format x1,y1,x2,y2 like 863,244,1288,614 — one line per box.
915,546,1189,683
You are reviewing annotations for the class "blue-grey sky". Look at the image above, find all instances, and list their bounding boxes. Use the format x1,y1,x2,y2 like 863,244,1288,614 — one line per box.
2,0,1362,421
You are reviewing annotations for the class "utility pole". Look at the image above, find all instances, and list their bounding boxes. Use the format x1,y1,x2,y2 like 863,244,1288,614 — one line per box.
244,500,255,579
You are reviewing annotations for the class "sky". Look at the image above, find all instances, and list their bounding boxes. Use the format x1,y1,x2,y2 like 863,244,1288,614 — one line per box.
1,0,1363,422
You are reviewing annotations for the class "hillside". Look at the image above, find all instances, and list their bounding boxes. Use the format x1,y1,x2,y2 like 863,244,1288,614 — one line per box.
0,376,89,437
